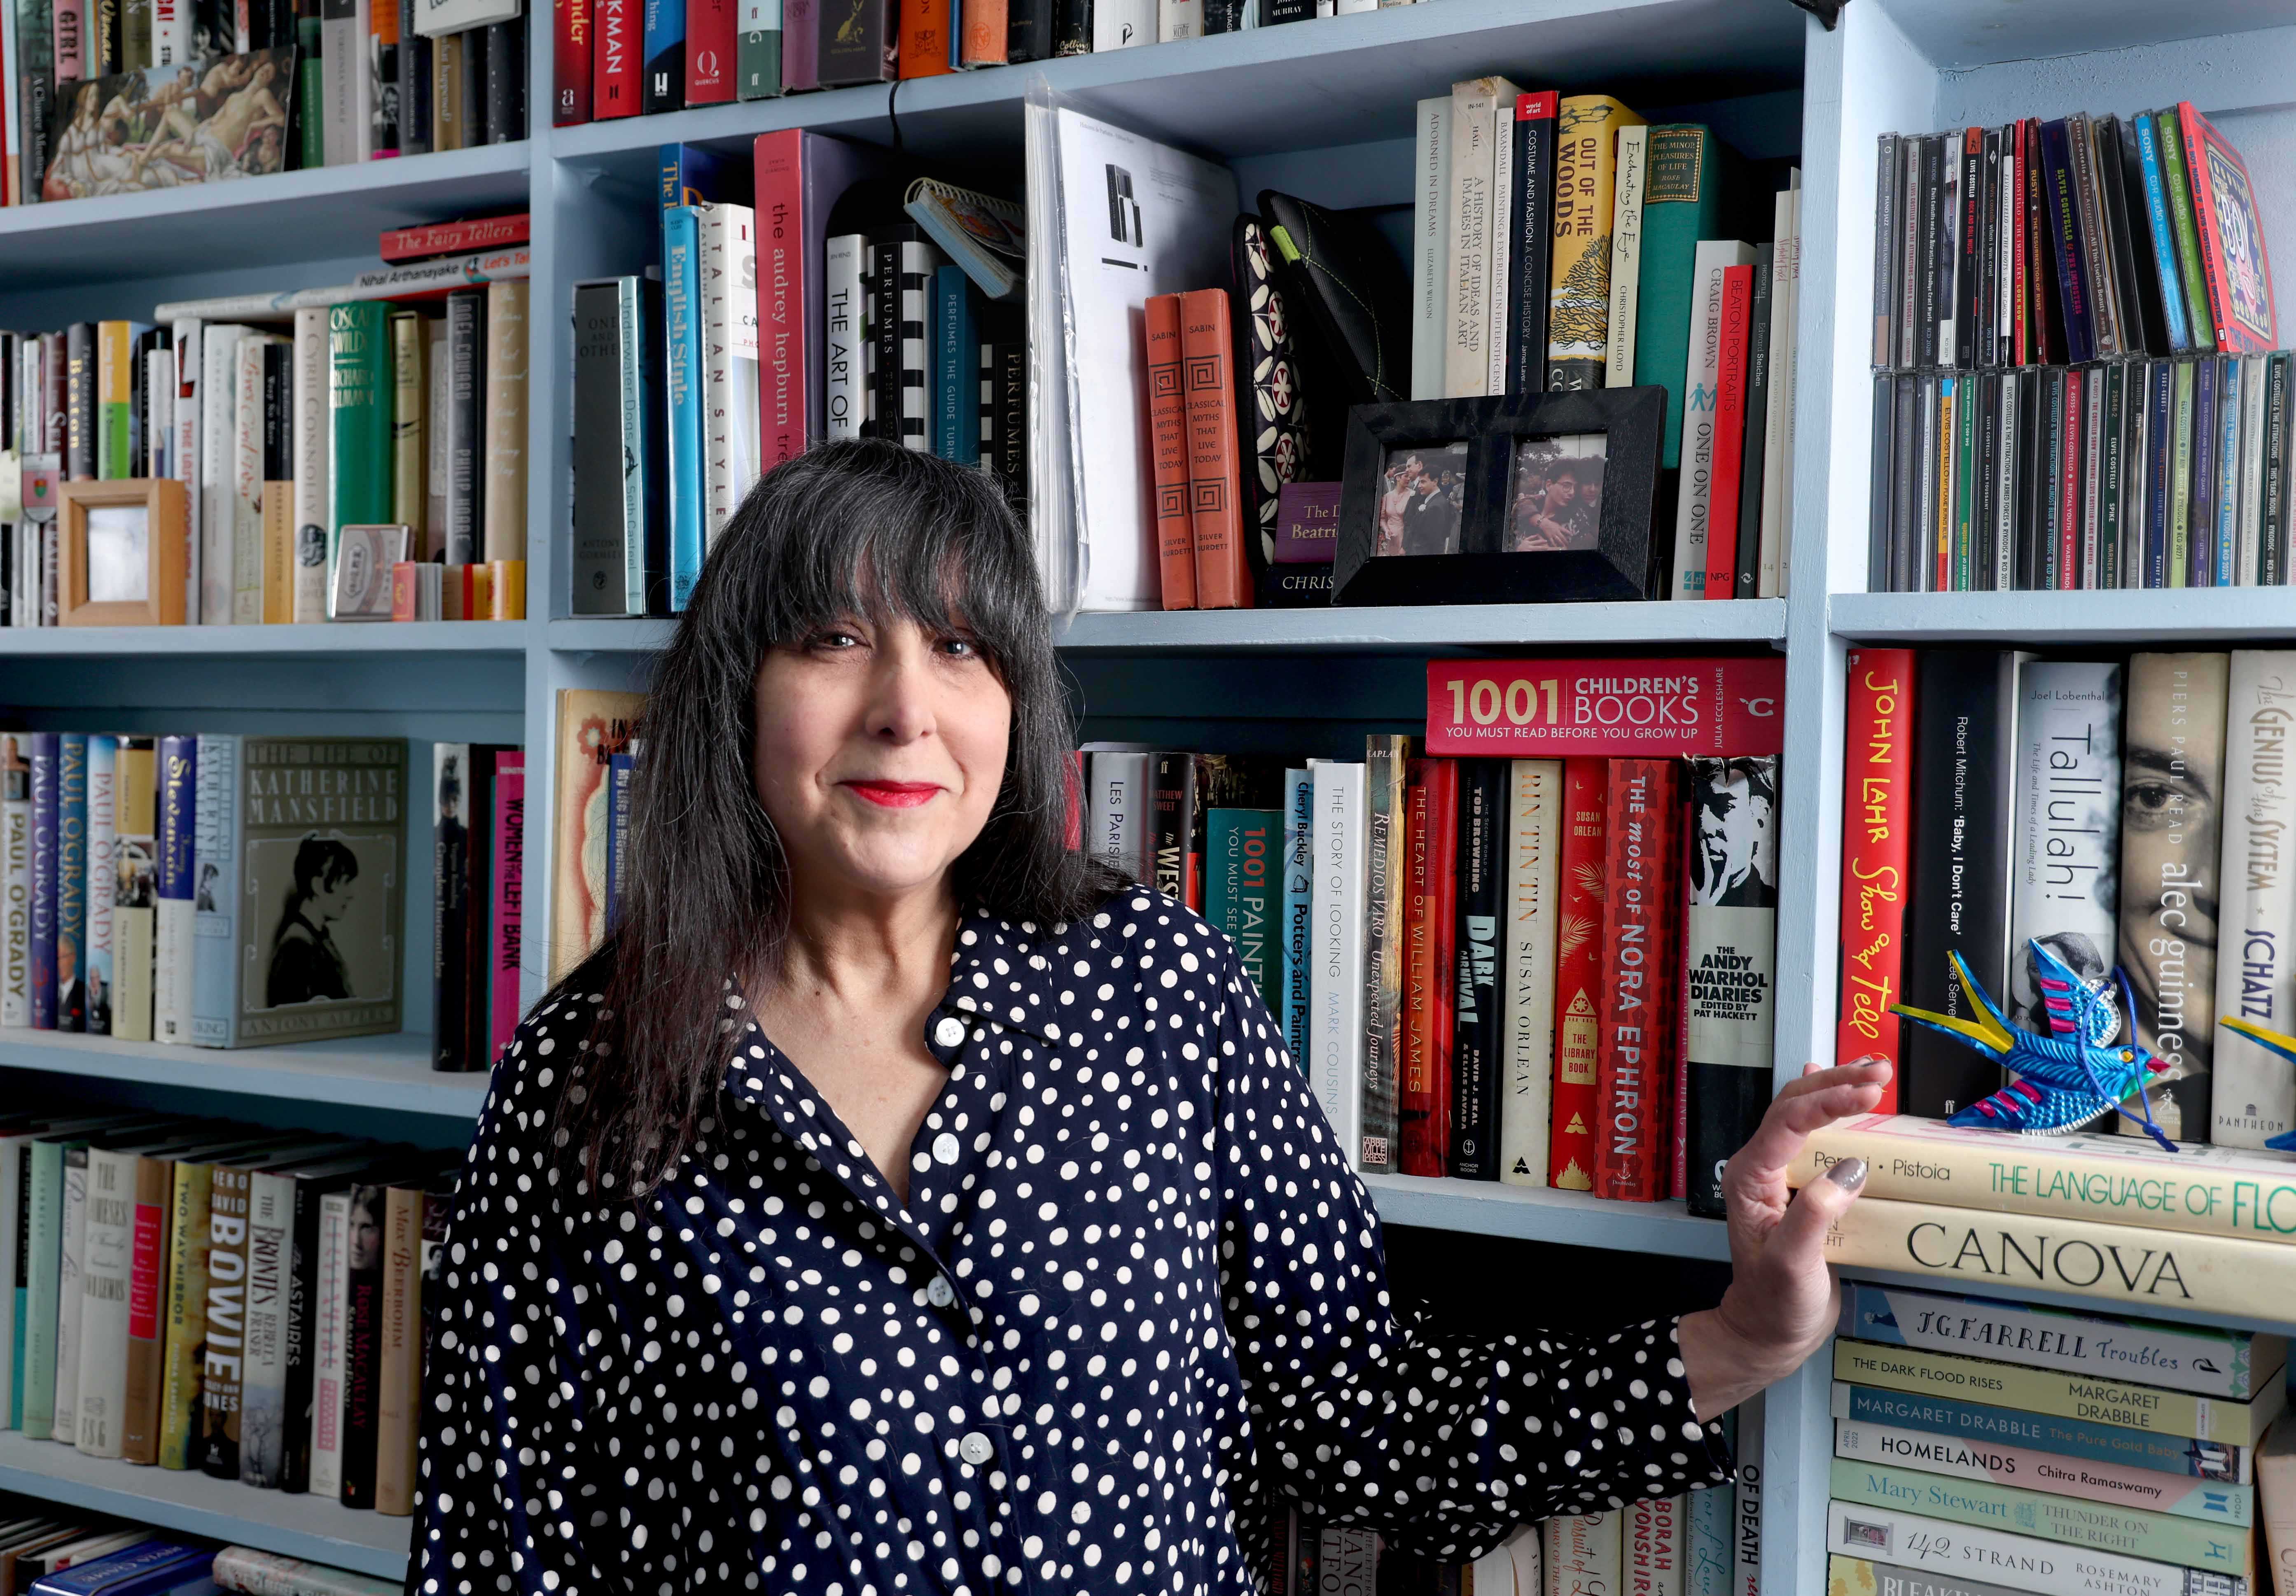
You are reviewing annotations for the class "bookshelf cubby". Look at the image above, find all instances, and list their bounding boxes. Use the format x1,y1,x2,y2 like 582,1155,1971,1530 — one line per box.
6,0,2296,1586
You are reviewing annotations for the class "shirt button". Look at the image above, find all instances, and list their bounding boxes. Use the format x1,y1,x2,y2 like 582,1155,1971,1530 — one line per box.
932,1132,960,1164
934,1016,966,1048
959,1431,994,1466
927,1275,957,1308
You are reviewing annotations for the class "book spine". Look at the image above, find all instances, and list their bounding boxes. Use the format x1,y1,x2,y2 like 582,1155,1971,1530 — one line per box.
1410,97,1450,401
1148,752,1195,905
570,282,631,613
1497,759,1560,1187
1144,293,1194,609
75,1149,131,1459
2132,116,2191,353
327,304,391,564
1834,1420,2254,1526
195,1164,249,1479
956,0,998,63
290,310,329,623
593,0,639,112
0,750,23,1029
279,1175,323,1493
642,0,684,108
822,236,865,446
492,754,526,1061
1687,1479,1734,1596
1736,1400,1765,1596
482,278,528,564
1837,649,1915,1092
1449,760,1506,1179
1205,809,1278,1006
443,290,485,567
1310,762,1366,1170
1828,1499,2238,1596
1358,740,1404,1175
238,1171,290,1487
1546,96,1637,390
374,1185,422,1514
55,735,84,1033
196,324,238,622
232,336,266,622
1548,758,1607,1191
1509,91,1557,396
119,1153,167,1463
1552,1513,1625,1596
2006,660,2123,1036
22,1141,59,1433
311,1192,348,1501
663,207,704,608
1757,188,1798,595
1628,1496,1686,1596
554,0,594,121
1703,263,1754,599
1594,759,1682,1202
387,313,423,540
2158,110,2216,352
188,733,240,1046
685,0,732,98
156,1159,210,1468
152,736,194,1044
339,1185,384,1508
28,737,55,1030
52,1144,85,1441
1180,289,1247,609
1682,754,1777,1217
1671,246,1731,598
752,136,804,467
2266,355,2291,586
1401,758,1457,1177
2214,651,2296,1146
1602,124,1646,392
432,743,471,1069
1280,769,1313,1072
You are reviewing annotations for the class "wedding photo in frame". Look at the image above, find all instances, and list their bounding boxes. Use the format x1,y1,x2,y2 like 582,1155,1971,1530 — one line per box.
59,478,189,627
1330,386,1667,605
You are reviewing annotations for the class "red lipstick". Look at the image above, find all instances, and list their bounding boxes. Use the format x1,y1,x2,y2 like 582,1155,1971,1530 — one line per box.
843,781,941,809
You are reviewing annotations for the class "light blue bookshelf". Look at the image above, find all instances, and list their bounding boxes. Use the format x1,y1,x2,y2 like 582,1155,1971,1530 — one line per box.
5,0,2296,1583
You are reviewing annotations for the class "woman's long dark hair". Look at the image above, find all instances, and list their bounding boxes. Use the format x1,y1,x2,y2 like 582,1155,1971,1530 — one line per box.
558,440,1120,1193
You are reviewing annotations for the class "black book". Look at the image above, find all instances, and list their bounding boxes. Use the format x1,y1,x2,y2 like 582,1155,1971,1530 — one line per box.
1004,0,1053,61
401,0,433,157
1203,0,1238,33
1737,241,1774,597
91,0,122,77
278,1150,384,1495
485,16,524,140
1508,92,1558,396
445,289,486,565
263,341,293,481
1890,373,1919,593
2100,361,2128,587
1897,134,1922,369
1261,0,1310,20
2104,116,2168,357
1446,760,1506,1182
1901,649,2023,1118
1867,374,1893,591
64,323,95,483
2013,368,2040,587
461,745,510,1072
1052,0,1088,56
992,340,1025,506
645,0,684,112
866,228,917,447
1973,372,1998,585
1683,753,1780,1219
338,1176,394,1510
462,21,490,136
2146,359,2174,587
1956,126,1981,370
1978,126,2001,369
2041,366,2067,587
818,0,895,83
1259,565,1332,607
2192,356,2219,586
1149,754,1197,907
1916,135,1942,369
2266,353,2292,587
432,745,473,1071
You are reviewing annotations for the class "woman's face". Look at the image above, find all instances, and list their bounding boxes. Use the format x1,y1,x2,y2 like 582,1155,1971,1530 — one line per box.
752,612,1011,907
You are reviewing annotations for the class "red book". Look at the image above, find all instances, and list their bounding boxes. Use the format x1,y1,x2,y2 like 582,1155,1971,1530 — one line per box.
1836,649,1913,1108
1144,294,1196,610
1062,751,1083,852
897,0,955,77
555,0,593,122
752,130,895,467
2059,369,2081,588
1548,759,1607,1192
1593,758,1684,1203
686,0,736,101
1180,288,1251,609
490,750,527,1060
1399,758,1459,1177
380,214,531,264
594,0,641,116
2177,101,2277,355
1702,264,1754,600
2010,121,2029,366
1424,658,1786,759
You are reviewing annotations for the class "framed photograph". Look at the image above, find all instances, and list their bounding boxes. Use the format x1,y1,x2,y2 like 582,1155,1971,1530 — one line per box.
60,478,188,626
1331,386,1668,605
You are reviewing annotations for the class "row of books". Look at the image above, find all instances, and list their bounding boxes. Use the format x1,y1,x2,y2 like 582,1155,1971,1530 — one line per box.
1080,737,1780,1211
0,1113,460,1517
1869,103,2277,377
1824,1281,2290,1596
0,0,530,209
1866,351,2296,592
551,0,1400,126
1837,647,2296,1153
1413,84,1805,602
0,1511,391,1594
0,278,530,626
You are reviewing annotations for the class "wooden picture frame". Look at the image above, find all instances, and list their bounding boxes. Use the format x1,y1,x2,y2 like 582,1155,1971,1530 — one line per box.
1331,386,1669,606
60,478,189,627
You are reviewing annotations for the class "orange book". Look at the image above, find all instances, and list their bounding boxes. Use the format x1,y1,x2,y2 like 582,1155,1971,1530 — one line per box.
960,0,1007,64
1180,288,1250,609
489,560,526,618
897,0,955,77
1145,294,1196,610
390,563,420,622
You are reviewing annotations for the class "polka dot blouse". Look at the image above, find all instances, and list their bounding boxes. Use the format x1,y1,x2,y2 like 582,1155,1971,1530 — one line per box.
412,889,1734,1595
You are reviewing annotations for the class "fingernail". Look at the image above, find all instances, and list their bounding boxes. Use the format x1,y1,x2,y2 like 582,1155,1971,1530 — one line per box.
1847,1054,1889,1068
1826,1157,1869,1192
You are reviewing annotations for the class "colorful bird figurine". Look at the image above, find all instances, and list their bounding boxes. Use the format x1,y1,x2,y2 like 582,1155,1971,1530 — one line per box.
1890,939,2177,1151
2211,1015,2296,1152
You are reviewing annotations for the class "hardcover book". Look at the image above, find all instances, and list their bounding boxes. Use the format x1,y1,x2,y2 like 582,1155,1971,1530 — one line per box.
1397,756,1455,1178
1449,760,1506,1179
1424,658,1787,759
1309,761,1368,1170
1594,758,1682,1202
1827,1502,2240,1596
1546,95,1645,390
2006,660,2123,1038
1637,123,1739,465
1497,759,1560,1188
1683,755,1777,1218
1359,738,1406,1176
1836,650,1913,1098
548,689,643,981
1549,758,1607,1191
1834,1421,2252,1526
2213,652,2296,1148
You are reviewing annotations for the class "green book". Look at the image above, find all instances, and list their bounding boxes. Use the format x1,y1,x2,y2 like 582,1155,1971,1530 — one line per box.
2170,357,2195,585
297,20,324,171
1954,373,1976,590
1204,809,1281,1009
2155,109,2216,352
21,1138,63,1436
738,23,781,100
1632,124,1740,469
329,302,393,560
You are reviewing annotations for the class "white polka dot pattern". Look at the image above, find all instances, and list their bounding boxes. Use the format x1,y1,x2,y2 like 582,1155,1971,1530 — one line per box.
411,889,1733,1594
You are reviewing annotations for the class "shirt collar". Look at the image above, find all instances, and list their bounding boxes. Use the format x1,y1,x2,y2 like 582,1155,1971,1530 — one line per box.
941,906,1077,1050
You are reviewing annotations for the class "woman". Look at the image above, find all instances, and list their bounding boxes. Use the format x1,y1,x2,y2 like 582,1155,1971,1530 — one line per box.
413,442,1886,1595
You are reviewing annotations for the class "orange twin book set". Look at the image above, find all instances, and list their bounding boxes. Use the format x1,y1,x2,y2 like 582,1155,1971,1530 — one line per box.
1145,290,1252,611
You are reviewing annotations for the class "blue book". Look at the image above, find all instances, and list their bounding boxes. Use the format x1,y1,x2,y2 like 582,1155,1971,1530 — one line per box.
28,734,56,1032
1834,1382,2248,1482
605,749,636,933
2148,358,2175,587
29,1541,215,1595
659,143,739,210
642,0,688,114
934,266,979,464
2218,356,2243,586
2037,119,2098,365
663,205,707,611
2193,355,2219,586
84,735,113,1035
2133,115,2193,353
1279,767,1312,1073
1204,808,1280,1009
154,735,196,1045
55,735,84,1034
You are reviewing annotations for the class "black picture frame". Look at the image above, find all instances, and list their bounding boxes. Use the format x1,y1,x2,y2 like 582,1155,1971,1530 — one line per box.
1330,385,1668,605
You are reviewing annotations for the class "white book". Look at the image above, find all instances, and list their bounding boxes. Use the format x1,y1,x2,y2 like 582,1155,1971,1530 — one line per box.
1604,124,1651,390
1094,0,1151,47
1936,148,1960,371
85,737,114,1039
292,308,333,622
1498,758,1559,1188
323,0,374,164
198,324,247,625
74,1146,135,1458
240,1169,294,1487
1628,1497,1685,1596
1443,77,1517,399
698,205,740,539
1548,1513,1622,1596
2006,660,2123,1039
703,205,761,543
1084,750,1152,880
1670,240,1755,601
1309,760,1366,1170
2214,651,2296,1148
824,235,867,443
1333,0,1373,15
188,733,243,1047
232,335,270,625
1756,187,1796,599
2240,354,2267,587
51,1147,87,1443
144,350,173,478
1410,96,1452,402
1153,0,1196,42
3,735,28,1027
311,1190,351,1501
412,0,518,37
1484,93,1517,398
152,0,188,62
170,319,201,625
1825,1498,2231,1596
1736,1399,1764,1596
1474,1526,1542,1596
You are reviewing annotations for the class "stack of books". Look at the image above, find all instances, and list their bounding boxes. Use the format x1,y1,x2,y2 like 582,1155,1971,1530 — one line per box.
1826,1281,2277,1596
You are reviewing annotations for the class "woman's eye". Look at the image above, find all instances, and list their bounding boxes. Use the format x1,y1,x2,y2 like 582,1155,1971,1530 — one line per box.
813,630,862,650
940,635,981,659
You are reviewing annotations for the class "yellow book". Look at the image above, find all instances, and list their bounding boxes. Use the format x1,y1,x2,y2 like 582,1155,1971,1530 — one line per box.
389,312,427,543
261,486,294,623
483,278,528,564
1546,95,1645,390
1834,1337,2286,1446
488,560,526,620
156,1157,217,1470
97,322,135,479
